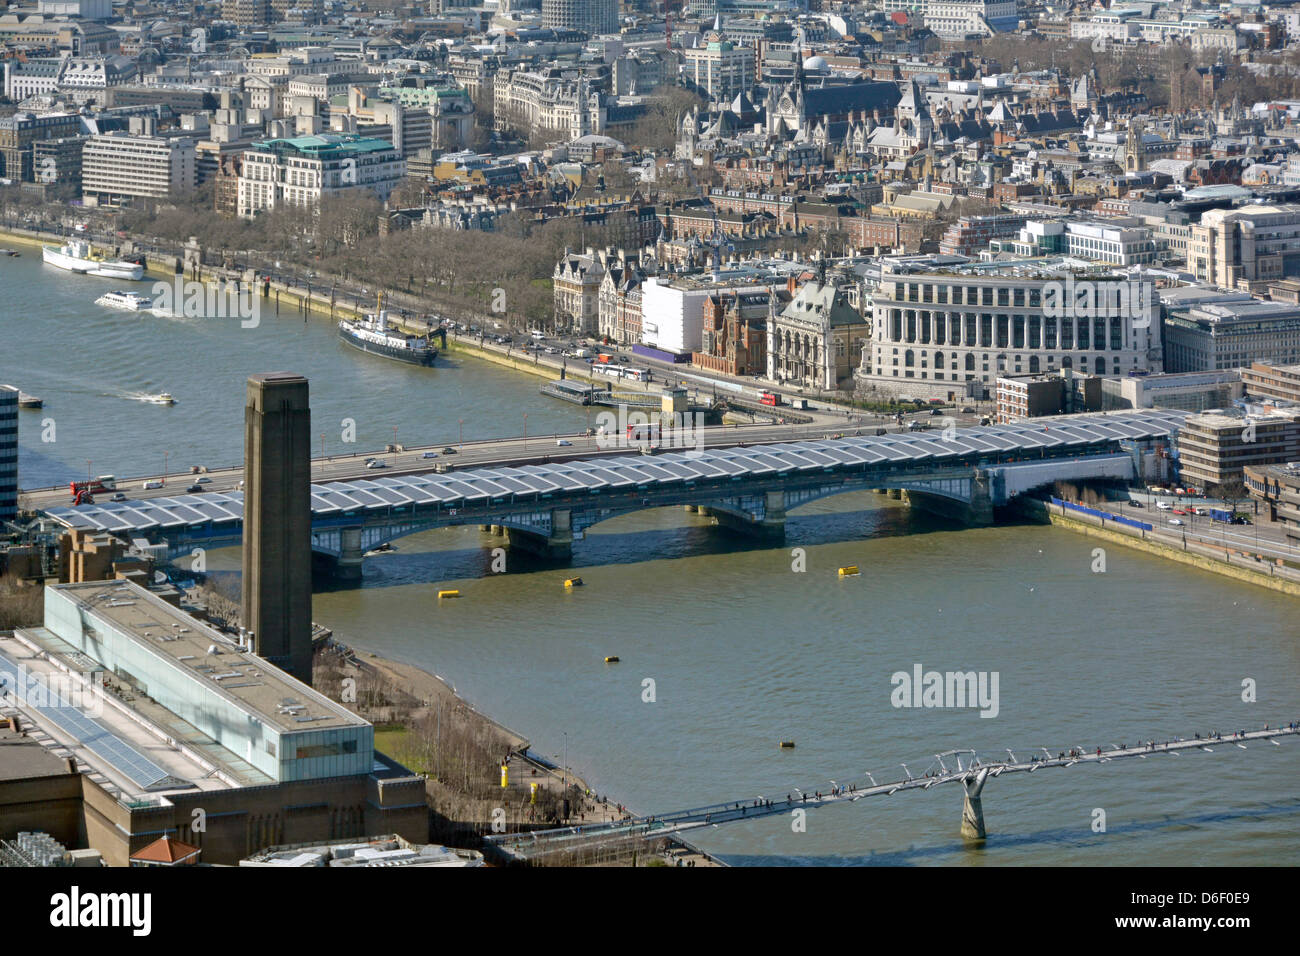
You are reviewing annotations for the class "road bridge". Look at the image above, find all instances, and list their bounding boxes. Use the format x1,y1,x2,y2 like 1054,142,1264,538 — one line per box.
483,722,1298,864
39,411,1186,581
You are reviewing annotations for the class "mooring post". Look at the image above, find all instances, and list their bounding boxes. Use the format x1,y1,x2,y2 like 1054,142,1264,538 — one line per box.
961,767,989,842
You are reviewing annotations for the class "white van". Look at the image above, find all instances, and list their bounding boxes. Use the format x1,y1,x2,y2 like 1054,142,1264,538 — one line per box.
142,479,163,490
1155,501,1172,511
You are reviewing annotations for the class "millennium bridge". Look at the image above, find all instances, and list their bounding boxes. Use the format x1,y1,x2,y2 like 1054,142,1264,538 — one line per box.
41,410,1187,581
484,722,1298,865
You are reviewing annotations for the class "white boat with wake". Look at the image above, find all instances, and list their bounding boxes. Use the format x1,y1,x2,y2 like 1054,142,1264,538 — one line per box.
43,239,143,281
142,392,175,405
95,290,154,311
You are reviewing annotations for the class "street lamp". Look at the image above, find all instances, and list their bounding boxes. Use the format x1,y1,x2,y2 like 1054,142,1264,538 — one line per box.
392,425,398,462
162,451,168,486
523,413,528,451
458,418,464,450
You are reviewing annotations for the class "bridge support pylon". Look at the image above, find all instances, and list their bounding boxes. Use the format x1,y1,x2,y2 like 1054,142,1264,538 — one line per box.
332,526,365,583
709,491,785,541
505,508,574,560
960,768,989,842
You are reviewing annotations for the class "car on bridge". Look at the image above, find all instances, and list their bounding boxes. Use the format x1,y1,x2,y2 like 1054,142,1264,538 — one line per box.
366,460,387,469
556,439,572,446
422,451,439,459
442,447,457,455
1168,518,1184,526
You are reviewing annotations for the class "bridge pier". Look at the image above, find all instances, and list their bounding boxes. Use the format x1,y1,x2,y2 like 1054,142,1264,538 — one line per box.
331,526,365,583
709,491,786,541
960,768,989,842
505,509,573,560
900,472,994,527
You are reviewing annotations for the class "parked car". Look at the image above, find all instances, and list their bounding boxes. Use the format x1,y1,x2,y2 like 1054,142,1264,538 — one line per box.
930,408,943,416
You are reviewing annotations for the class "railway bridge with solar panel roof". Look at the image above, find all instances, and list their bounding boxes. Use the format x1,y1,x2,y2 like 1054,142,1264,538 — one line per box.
39,411,1188,581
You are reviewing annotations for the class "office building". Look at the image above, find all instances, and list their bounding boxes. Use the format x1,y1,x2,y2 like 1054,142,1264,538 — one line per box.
81,131,197,206
0,385,15,523
541,0,618,34
1244,462,1300,546
996,371,1102,423
683,36,756,104
0,112,83,183
1240,361,1300,405
242,373,313,683
1163,300,1300,372
859,261,1162,400
1175,410,1300,488
1101,370,1244,412
1188,205,1300,288
236,134,404,218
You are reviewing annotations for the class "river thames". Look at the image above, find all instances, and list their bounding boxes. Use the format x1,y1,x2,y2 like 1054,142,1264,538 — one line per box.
4,250,1297,866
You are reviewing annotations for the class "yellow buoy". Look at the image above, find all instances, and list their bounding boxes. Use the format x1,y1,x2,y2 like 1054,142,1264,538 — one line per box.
564,577,584,588
500,764,509,788
838,566,860,577
530,781,539,804
438,589,461,599
779,741,796,749
604,655,620,663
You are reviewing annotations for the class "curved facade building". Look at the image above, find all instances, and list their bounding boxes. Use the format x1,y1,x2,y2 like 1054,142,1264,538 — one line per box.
542,0,618,34
858,263,1163,400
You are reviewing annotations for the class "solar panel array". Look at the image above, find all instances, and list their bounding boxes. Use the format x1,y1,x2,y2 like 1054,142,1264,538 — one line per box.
0,648,182,792
43,410,1188,535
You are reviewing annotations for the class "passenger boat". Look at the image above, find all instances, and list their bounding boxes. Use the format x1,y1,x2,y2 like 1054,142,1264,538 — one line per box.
43,239,144,280
95,290,154,311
